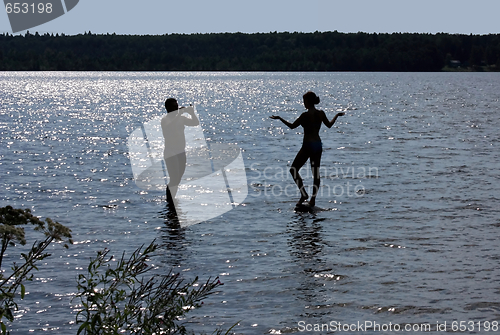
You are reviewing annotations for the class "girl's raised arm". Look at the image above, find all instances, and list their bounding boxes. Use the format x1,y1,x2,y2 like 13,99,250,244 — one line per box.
270,114,303,129
322,111,345,128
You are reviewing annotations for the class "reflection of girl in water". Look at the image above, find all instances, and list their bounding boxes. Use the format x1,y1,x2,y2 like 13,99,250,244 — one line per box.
161,98,199,204
270,92,344,207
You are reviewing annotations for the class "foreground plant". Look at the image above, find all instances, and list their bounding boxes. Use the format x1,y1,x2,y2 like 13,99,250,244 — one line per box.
0,205,72,334
75,241,232,335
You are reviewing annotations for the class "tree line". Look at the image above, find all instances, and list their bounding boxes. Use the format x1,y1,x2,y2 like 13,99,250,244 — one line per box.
1,30,499,71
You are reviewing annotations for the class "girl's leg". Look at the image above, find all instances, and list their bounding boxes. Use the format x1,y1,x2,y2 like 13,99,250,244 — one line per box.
290,148,310,205
308,150,322,207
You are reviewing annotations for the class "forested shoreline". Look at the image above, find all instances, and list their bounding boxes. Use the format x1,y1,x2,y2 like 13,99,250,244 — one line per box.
1,31,499,71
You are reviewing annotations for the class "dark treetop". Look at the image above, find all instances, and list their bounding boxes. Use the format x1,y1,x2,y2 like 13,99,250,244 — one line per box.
1,31,499,71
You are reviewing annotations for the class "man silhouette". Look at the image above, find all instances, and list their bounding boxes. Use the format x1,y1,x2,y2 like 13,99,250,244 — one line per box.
161,98,199,204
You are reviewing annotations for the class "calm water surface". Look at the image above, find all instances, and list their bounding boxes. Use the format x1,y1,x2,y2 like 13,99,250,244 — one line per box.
1,72,500,334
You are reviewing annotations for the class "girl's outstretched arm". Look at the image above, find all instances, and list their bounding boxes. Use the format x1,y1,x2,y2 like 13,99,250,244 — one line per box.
322,111,345,128
270,114,302,129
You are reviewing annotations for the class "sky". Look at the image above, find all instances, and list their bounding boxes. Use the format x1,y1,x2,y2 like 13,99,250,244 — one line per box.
2,0,500,36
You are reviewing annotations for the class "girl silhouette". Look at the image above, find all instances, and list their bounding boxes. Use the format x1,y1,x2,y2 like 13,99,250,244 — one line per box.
270,92,344,207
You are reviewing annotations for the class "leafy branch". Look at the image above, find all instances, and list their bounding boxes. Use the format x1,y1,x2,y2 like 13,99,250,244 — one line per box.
0,206,72,334
0,206,235,334
75,240,230,335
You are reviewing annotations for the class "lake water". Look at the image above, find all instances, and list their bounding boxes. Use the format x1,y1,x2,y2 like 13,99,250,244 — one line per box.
1,72,500,334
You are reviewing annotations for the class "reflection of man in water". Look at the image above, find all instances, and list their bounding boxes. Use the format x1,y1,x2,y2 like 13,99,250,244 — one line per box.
161,98,199,204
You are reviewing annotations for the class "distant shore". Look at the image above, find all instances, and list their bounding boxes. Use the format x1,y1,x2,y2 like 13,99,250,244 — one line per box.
1,31,499,72
442,65,499,72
